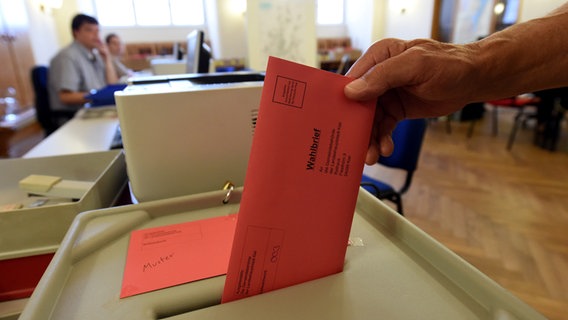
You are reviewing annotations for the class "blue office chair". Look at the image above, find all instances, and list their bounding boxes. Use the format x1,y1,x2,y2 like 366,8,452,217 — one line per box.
361,118,427,215
31,66,74,136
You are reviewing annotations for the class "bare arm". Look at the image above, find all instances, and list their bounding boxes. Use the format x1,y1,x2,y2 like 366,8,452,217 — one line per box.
473,4,568,99
97,42,119,84
58,90,89,106
344,2,568,164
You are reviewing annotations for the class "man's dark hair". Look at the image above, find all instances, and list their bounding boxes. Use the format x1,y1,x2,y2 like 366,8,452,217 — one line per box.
71,14,99,32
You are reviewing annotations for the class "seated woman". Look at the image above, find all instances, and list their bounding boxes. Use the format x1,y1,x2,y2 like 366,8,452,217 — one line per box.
105,33,133,83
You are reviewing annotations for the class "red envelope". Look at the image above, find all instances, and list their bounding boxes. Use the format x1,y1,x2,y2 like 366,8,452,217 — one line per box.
121,214,237,298
222,56,376,303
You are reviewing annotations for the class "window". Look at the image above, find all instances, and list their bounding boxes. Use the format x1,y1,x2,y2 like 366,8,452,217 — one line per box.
93,0,205,27
316,0,344,25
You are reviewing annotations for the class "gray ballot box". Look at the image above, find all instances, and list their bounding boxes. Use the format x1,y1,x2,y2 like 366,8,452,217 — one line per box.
19,188,545,320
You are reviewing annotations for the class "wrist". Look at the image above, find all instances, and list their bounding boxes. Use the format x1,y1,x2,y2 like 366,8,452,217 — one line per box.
467,35,519,101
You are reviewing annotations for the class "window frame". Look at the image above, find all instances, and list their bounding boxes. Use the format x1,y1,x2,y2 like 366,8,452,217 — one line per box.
91,0,206,27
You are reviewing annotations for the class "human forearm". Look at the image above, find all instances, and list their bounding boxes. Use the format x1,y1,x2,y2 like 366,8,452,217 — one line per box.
344,2,568,163
97,43,119,84
470,3,568,101
103,57,119,84
59,90,89,106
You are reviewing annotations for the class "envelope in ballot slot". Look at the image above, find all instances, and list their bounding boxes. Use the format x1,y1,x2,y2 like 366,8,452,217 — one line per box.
222,56,376,302
121,214,237,298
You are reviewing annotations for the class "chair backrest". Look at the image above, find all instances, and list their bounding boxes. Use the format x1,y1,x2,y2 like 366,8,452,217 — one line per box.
31,66,55,133
335,54,351,75
378,118,427,173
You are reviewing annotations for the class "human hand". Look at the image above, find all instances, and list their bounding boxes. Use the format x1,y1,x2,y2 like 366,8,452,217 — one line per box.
344,38,479,164
95,40,111,60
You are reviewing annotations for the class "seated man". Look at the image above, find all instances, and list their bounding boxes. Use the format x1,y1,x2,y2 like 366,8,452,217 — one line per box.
49,14,118,112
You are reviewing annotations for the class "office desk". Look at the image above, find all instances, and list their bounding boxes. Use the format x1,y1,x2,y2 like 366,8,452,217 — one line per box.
0,108,37,158
23,107,119,158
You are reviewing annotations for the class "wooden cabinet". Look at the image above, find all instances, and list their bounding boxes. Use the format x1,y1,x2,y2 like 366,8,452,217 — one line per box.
0,0,36,109
317,37,352,53
317,37,361,73
123,42,188,71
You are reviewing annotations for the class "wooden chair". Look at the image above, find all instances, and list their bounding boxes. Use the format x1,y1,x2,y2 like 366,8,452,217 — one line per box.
335,54,352,75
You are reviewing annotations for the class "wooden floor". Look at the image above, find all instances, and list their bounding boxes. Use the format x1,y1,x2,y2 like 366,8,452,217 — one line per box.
364,108,568,320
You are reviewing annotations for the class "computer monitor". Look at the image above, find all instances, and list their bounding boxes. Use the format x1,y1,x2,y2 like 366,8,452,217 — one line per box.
186,30,211,73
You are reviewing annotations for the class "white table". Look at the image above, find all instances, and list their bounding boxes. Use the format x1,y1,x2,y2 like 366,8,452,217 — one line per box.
23,107,119,158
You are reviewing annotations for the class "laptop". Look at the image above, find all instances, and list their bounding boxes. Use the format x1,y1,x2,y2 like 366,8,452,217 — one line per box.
115,72,264,202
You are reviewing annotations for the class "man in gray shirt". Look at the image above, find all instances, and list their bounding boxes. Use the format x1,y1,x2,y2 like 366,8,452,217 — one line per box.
49,14,118,111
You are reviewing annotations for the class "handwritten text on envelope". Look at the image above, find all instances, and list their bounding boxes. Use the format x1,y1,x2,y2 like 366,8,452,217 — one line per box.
120,214,237,298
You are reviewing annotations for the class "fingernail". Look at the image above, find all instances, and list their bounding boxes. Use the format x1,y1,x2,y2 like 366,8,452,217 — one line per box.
346,78,367,92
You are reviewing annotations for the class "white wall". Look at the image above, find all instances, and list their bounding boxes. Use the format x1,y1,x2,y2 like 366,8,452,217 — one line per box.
332,0,434,51
246,0,317,70
370,0,387,46
52,0,80,47
518,0,565,21
317,25,348,38
210,0,247,59
345,0,378,51
24,0,60,65
384,0,434,40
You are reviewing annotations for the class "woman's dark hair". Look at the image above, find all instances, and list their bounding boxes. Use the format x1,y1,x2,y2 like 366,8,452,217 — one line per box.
105,33,118,45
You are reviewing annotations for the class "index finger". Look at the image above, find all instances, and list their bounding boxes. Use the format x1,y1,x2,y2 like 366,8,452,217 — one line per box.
345,38,408,78
344,40,414,101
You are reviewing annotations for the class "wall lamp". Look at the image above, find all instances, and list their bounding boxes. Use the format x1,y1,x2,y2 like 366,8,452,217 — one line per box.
38,0,63,13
